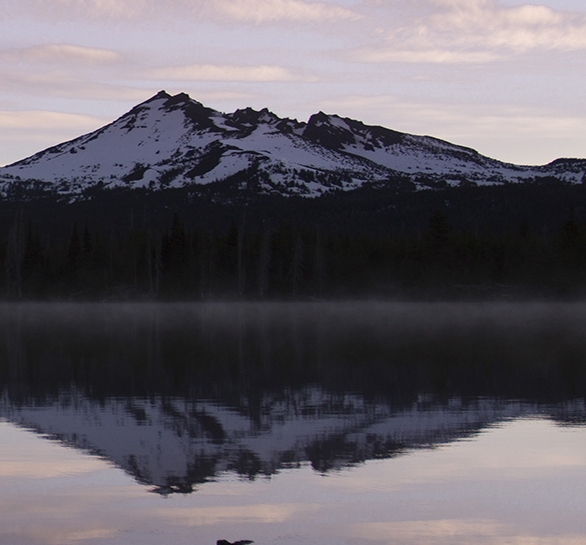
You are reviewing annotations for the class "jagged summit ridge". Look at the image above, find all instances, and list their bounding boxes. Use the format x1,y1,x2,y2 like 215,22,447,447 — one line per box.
0,91,584,198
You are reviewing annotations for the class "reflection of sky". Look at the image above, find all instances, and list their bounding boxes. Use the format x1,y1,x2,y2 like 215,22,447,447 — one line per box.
2,418,586,545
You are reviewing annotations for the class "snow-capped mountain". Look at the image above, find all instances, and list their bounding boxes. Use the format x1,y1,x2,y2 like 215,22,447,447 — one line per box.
1,90,584,198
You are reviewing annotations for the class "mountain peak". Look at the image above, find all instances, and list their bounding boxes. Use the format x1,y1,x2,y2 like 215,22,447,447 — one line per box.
307,111,330,124
154,90,172,100
163,92,193,107
303,111,357,150
141,91,204,110
229,106,280,128
139,90,172,106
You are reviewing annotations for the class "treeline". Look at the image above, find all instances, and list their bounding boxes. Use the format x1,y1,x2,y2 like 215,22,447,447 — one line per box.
2,210,586,300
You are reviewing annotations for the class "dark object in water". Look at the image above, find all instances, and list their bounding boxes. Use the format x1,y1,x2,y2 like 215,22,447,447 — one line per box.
217,541,254,545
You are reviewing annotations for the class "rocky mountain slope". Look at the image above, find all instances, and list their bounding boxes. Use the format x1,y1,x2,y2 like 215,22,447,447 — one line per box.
1,90,584,199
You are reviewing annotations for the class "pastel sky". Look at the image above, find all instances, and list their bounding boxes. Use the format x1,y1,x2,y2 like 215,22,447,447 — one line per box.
0,0,585,166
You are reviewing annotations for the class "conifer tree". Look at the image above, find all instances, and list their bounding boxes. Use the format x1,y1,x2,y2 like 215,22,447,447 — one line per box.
258,228,271,298
5,212,25,298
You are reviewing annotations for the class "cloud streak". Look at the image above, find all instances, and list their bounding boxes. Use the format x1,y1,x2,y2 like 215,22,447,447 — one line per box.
353,48,501,64
11,0,358,24
0,110,105,132
209,0,359,24
0,110,108,165
0,44,121,64
149,63,308,82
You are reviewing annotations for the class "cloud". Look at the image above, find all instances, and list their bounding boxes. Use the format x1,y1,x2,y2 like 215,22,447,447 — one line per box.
352,0,586,63
14,0,358,24
209,0,359,24
0,110,105,132
0,69,149,101
192,90,259,101
431,0,586,52
0,110,108,165
149,64,306,82
24,0,152,20
0,44,121,64
353,48,501,64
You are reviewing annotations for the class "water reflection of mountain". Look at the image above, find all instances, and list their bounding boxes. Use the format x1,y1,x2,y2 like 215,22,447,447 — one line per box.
3,391,585,494
1,302,586,493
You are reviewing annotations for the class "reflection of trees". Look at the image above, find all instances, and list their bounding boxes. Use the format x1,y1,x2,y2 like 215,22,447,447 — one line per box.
2,302,586,402
306,434,364,472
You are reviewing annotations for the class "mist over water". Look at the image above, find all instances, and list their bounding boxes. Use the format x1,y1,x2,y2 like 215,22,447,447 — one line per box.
1,302,586,545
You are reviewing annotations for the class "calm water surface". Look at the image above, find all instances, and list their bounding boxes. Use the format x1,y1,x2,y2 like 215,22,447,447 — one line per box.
1,302,586,545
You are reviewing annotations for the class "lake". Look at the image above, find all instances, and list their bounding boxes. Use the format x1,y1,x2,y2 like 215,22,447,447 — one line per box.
1,302,586,545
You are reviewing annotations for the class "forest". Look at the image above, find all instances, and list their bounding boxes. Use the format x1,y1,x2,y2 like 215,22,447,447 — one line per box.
3,205,586,300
